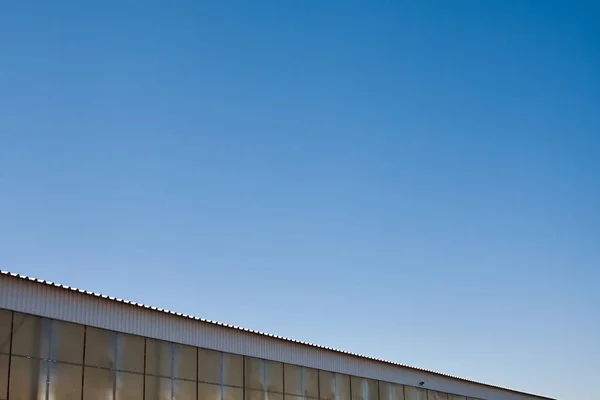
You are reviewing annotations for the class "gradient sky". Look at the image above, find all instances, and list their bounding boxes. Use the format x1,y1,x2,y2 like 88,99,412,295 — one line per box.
1,2,598,399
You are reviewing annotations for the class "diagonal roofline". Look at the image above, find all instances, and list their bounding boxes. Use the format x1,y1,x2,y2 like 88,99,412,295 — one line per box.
0,270,554,400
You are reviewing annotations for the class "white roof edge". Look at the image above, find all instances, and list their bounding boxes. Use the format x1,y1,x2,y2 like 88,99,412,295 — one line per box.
0,270,554,400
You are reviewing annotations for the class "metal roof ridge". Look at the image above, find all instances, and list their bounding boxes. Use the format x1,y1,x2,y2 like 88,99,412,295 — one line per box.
0,270,554,400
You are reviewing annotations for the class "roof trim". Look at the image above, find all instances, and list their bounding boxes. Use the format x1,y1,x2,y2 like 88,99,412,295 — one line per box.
0,270,552,400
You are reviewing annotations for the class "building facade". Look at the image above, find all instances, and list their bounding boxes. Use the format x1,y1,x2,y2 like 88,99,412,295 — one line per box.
0,271,552,400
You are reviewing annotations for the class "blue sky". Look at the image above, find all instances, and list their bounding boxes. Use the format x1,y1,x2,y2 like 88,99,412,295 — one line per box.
1,1,598,399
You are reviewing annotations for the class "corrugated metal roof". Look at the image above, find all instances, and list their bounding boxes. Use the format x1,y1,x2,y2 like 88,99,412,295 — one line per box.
0,270,553,400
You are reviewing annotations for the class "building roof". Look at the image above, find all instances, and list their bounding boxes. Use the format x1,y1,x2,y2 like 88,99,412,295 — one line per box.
0,270,553,400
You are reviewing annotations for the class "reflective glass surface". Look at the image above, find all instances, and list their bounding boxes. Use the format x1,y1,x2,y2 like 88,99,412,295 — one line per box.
83,366,114,400
404,387,427,400
351,377,378,400
379,382,404,400
428,391,449,400
285,364,318,397
11,313,50,359
223,353,243,387
146,339,173,377
49,320,84,364
0,354,8,400
9,356,47,400
199,349,221,384
48,361,82,399
0,310,11,355
85,327,116,369
0,309,487,400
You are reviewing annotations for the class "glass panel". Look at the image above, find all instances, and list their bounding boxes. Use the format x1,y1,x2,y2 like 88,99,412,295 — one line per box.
83,366,114,400
116,371,143,400
198,348,221,384
319,371,334,400
448,395,466,400
379,382,390,400
351,377,377,400
284,364,302,395
247,391,283,400
245,357,264,390
48,361,82,399
0,354,8,400
9,356,47,400
223,386,243,400
223,353,243,387
265,360,283,392
199,382,221,400
0,310,11,354
246,390,264,400
427,391,448,400
379,382,404,400
174,343,197,381
146,339,172,377
11,313,50,359
350,377,363,400
145,375,171,400
335,374,350,400
50,320,84,364
85,327,116,369
267,392,284,400
174,378,196,400
304,368,318,398
117,333,145,373
285,365,317,397
404,387,426,400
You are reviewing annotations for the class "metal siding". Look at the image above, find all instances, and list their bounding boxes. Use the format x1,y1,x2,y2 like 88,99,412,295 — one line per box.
0,273,550,400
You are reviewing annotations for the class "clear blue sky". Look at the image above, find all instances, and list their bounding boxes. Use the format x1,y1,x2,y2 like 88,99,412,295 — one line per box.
1,1,598,399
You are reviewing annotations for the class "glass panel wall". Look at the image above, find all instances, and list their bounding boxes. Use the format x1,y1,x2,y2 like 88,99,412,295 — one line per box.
265,361,283,393
0,312,7,399
0,309,11,355
245,357,264,390
198,381,220,400
117,332,145,373
351,377,378,400
145,339,198,400
196,349,243,400
83,366,114,399
116,371,143,400
428,391,448,400
379,382,404,400
84,327,115,370
199,349,221,384
0,355,8,400
223,353,243,388
198,349,243,388
48,361,83,399
319,371,350,400
49,320,84,364
245,357,283,400
0,309,486,400
284,364,318,398
146,339,173,378
9,356,47,400
223,386,244,400
173,343,197,381
11,313,50,359
85,326,145,372
404,387,427,400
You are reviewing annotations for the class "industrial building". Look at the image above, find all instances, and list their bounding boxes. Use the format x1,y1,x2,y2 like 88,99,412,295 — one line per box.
0,271,552,400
